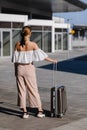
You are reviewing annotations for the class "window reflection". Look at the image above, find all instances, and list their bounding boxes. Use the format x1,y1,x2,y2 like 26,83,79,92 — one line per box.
0,22,11,28
3,32,10,56
31,26,52,52
12,30,21,52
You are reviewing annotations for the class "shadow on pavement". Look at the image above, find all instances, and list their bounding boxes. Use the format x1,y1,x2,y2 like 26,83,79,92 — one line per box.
0,102,51,117
0,106,22,117
38,55,87,75
27,107,51,117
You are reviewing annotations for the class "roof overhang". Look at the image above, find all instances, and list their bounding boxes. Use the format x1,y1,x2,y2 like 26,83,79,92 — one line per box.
73,24,87,30
0,0,87,18
52,0,87,12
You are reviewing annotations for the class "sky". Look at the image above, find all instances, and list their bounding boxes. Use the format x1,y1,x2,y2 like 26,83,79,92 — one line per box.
53,0,87,25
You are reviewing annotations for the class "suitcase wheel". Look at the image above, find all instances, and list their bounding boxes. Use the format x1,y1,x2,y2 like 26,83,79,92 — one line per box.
51,113,55,117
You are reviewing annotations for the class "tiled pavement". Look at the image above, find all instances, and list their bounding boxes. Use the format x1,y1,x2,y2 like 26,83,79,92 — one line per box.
0,49,87,130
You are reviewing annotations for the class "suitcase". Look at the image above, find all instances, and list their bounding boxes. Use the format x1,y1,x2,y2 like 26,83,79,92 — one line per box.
51,63,67,117
51,86,67,117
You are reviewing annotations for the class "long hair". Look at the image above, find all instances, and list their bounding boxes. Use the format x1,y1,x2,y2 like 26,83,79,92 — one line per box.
20,26,32,47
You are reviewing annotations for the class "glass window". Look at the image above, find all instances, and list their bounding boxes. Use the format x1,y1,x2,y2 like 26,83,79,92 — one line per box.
3,32,10,56
55,33,62,50
12,22,23,28
44,32,51,52
58,34,62,50
31,32,42,49
55,28,62,32
63,33,68,50
12,30,21,52
31,26,42,31
44,26,51,31
0,22,11,28
55,28,67,33
63,29,67,32
31,26,52,52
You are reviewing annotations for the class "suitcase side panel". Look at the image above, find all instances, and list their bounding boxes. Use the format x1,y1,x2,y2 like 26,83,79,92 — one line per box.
56,87,63,115
62,86,67,114
56,86,67,117
51,87,55,117
51,86,67,117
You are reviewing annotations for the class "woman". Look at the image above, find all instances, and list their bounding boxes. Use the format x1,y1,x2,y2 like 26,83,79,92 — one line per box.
12,26,57,119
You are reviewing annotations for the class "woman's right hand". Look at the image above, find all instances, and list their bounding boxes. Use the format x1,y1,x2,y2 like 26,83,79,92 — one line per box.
52,59,57,63
45,57,57,63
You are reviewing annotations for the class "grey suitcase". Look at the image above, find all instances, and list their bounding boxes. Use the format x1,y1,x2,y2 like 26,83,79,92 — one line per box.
51,85,67,117
51,63,67,117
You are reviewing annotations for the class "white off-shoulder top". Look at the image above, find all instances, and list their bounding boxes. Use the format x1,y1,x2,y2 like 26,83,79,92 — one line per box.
12,49,48,64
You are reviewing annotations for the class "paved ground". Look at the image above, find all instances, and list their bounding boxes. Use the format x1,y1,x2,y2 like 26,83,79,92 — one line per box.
0,49,87,130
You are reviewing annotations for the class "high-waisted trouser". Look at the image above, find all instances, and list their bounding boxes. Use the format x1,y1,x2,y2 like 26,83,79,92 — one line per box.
16,64,42,110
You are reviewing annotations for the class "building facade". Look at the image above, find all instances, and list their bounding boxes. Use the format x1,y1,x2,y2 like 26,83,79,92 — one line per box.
0,13,71,57
0,0,87,57
72,25,87,49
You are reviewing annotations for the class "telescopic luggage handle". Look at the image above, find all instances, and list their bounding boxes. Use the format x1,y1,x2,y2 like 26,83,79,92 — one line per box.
53,63,57,87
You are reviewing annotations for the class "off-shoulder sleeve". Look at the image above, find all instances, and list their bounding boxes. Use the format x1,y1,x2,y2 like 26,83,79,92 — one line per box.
12,50,18,63
33,49,48,61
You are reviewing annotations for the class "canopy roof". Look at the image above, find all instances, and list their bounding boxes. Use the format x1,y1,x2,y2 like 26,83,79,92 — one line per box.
0,0,87,19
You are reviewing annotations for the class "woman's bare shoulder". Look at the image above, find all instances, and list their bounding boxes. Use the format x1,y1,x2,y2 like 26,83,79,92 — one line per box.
31,42,39,50
14,42,20,50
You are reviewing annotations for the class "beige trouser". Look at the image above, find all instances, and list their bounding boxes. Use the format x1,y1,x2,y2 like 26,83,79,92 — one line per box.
15,64,42,110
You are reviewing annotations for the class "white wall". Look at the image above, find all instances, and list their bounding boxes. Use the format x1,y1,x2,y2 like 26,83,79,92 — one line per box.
25,19,53,26
0,13,28,22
